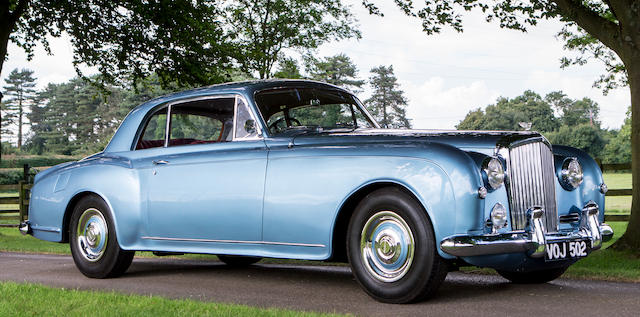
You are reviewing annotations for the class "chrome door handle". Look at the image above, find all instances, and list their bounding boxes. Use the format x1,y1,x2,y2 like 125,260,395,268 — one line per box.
152,160,170,165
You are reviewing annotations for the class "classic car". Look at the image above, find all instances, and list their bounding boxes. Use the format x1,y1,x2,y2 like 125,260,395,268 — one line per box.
20,79,613,303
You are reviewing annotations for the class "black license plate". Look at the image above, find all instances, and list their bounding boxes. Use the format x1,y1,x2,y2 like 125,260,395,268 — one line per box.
545,240,589,261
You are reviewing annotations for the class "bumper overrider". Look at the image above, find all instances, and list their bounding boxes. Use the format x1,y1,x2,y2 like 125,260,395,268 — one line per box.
440,202,614,258
19,220,32,235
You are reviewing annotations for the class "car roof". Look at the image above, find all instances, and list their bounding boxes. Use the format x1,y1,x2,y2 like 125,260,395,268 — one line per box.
104,79,352,153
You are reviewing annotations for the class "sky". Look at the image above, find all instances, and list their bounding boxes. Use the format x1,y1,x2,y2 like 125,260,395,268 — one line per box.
1,1,631,131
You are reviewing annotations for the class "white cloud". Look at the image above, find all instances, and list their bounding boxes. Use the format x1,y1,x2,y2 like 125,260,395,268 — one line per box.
403,78,500,129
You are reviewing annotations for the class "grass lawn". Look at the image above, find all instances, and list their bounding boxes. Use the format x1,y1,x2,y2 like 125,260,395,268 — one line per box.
603,173,632,213
0,282,343,317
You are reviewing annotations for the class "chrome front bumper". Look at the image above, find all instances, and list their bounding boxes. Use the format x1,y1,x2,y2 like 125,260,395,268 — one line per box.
440,203,614,258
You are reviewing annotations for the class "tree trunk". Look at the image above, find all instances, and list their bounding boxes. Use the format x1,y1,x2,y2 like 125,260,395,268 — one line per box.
612,62,640,252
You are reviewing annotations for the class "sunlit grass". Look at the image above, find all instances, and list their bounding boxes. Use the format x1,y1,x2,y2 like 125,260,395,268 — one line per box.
0,282,344,317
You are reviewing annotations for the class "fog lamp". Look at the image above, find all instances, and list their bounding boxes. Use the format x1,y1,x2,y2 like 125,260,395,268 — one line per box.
491,203,507,232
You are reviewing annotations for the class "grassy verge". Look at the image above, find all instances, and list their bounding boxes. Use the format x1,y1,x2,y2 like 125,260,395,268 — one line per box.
0,281,343,317
564,222,639,282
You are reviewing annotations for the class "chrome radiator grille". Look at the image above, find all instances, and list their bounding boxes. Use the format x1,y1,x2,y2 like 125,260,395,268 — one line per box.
507,141,558,232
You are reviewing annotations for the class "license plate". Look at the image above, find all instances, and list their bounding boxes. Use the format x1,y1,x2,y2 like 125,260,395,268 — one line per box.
545,240,589,261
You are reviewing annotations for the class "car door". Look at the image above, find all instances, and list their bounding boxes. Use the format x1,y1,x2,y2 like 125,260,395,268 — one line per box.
135,95,267,242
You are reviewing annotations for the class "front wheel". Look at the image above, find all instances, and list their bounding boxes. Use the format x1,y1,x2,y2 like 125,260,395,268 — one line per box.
497,266,568,284
69,195,134,278
347,187,448,303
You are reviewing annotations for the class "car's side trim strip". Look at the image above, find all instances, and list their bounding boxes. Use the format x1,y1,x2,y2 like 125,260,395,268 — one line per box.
31,225,61,233
141,236,325,248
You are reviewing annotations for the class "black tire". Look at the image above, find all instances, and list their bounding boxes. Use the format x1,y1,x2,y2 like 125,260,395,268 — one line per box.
347,187,448,303
69,195,134,278
497,266,568,284
217,255,262,266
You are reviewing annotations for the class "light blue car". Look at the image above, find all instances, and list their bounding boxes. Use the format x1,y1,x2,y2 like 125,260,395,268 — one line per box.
21,80,613,303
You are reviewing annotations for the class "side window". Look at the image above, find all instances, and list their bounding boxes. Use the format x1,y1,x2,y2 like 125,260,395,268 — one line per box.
234,98,259,139
136,108,168,150
169,97,235,146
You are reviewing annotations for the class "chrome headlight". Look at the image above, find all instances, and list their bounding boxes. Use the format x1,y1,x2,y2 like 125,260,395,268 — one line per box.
560,157,583,190
483,157,505,190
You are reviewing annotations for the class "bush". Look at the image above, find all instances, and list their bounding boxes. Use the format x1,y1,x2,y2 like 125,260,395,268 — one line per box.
0,156,78,168
0,170,24,185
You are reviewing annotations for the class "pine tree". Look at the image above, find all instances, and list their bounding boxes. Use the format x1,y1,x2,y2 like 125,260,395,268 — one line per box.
365,65,411,129
2,68,37,149
306,53,364,92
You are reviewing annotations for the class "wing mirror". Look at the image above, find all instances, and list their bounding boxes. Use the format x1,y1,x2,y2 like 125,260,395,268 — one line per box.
244,119,257,135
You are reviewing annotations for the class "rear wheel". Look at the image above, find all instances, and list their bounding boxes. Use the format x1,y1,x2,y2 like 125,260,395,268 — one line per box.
217,255,262,266
347,187,448,303
69,195,134,278
497,266,568,284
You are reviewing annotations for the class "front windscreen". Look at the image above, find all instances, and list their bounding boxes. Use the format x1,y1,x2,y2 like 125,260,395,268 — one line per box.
255,88,376,136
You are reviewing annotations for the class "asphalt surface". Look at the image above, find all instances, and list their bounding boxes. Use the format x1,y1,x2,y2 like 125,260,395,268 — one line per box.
1,252,639,316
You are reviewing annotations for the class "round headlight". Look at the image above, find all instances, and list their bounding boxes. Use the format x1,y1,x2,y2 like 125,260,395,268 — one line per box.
491,203,507,231
560,157,583,190
483,157,505,190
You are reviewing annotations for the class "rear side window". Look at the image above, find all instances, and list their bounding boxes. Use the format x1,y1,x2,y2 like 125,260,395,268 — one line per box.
136,97,238,150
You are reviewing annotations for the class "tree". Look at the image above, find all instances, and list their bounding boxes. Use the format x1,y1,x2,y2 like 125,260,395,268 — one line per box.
306,53,365,92
457,91,559,133
0,0,240,162
368,0,640,250
546,91,601,127
2,68,37,149
225,0,360,79
602,106,632,164
273,57,304,79
458,90,608,158
547,124,607,158
365,65,411,129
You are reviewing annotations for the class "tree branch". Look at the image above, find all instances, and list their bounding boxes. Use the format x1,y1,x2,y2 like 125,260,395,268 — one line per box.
8,0,29,27
550,0,622,54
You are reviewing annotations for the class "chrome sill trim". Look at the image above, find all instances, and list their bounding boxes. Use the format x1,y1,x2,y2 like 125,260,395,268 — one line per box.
141,236,325,248
30,225,61,233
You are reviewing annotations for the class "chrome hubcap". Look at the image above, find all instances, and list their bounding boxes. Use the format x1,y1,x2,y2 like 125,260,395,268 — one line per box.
76,208,108,262
360,211,414,282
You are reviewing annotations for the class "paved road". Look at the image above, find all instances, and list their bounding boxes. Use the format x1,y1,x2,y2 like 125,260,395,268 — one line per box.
1,252,638,316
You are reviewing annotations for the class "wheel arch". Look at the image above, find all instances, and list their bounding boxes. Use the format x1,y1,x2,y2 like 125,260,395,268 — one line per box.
61,191,113,243
329,181,431,262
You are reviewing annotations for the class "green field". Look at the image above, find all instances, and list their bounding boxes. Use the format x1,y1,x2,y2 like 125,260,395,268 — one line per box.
603,173,632,213
0,282,342,317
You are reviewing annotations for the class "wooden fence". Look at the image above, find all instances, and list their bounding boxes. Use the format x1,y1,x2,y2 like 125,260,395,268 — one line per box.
0,162,634,227
0,182,32,228
598,161,632,222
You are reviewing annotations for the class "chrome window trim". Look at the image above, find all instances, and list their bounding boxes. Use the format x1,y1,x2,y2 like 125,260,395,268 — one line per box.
252,87,380,138
164,103,172,147
141,236,325,248
133,94,263,151
232,95,264,141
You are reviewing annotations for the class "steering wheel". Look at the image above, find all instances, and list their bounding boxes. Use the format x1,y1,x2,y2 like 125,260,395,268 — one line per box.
269,117,302,134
